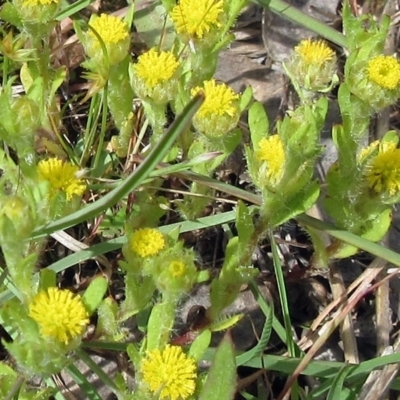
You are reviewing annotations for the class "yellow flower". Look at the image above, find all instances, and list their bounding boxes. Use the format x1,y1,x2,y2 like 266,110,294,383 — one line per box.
192,79,239,118
168,260,186,278
29,287,89,344
294,39,335,66
170,0,224,39
16,0,60,23
21,0,57,4
88,14,129,46
358,140,397,163
367,55,400,90
129,228,165,258
133,48,179,88
191,80,240,138
365,147,400,195
358,140,380,163
284,38,337,96
256,135,285,185
37,158,86,200
85,14,129,64
141,345,197,400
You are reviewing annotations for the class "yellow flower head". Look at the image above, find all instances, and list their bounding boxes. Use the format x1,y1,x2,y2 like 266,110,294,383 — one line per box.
256,135,285,185
294,39,335,66
141,345,197,400
88,14,129,46
367,55,400,90
170,0,224,39
29,287,89,344
191,80,240,138
192,79,239,118
365,146,400,195
358,140,397,163
16,0,60,23
37,158,86,200
129,228,165,258
133,48,180,89
84,14,129,64
168,260,186,278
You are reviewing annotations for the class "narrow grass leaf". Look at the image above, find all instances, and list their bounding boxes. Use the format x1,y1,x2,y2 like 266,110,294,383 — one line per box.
270,233,298,357
56,0,95,20
75,349,121,397
326,365,354,400
299,214,400,267
248,280,288,346
236,299,273,366
65,364,103,400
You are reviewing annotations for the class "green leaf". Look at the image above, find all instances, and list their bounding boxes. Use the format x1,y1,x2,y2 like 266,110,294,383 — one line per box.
199,333,237,400
119,274,155,321
95,298,120,340
236,299,273,366
146,302,175,351
248,101,268,149
38,269,56,292
0,2,22,28
189,329,212,361
327,365,353,400
81,276,108,316
126,343,141,371
134,2,175,49
221,128,242,156
236,200,255,249
239,86,253,112
56,0,94,20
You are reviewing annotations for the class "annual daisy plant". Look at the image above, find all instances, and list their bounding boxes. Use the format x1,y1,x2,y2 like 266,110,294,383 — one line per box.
140,345,197,400
191,79,241,139
4,0,400,398
84,13,130,65
284,38,338,100
28,287,89,345
13,0,61,24
37,158,87,201
170,0,225,43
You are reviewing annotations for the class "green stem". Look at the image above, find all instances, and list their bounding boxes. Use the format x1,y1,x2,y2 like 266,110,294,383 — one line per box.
31,94,204,238
93,85,109,169
269,231,299,359
75,348,122,398
4,376,25,400
257,0,348,49
81,93,102,166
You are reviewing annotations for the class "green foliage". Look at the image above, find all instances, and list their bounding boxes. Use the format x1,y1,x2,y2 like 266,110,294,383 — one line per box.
81,276,108,316
248,100,269,148
199,334,237,400
2,0,400,398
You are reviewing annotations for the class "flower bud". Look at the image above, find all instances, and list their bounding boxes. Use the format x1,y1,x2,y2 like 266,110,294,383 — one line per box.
153,249,198,300
347,55,400,110
284,39,338,97
0,195,33,243
13,0,61,24
130,48,180,104
170,0,225,47
83,14,130,65
191,79,240,139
